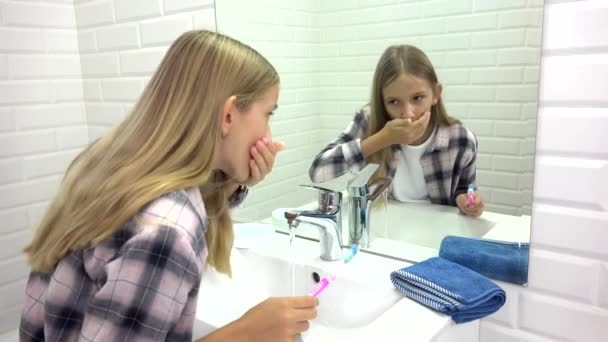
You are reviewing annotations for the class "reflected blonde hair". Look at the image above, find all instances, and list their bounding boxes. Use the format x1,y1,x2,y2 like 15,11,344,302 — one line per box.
24,30,279,276
367,45,460,184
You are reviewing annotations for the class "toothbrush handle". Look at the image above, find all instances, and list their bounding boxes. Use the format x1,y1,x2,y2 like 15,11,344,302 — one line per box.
310,279,328,297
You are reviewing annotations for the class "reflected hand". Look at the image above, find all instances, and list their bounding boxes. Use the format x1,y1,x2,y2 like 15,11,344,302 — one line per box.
380,110,431,145
456,192,484,217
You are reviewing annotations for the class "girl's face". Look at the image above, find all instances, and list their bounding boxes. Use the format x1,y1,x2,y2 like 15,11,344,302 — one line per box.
218,84,279,183
382,74,442,123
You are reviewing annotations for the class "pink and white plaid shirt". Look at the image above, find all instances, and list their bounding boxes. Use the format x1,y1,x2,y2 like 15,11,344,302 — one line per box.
20,186,246,342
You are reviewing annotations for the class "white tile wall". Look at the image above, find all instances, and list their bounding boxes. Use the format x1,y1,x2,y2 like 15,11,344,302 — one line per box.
215,0,321,221
316,0,542,216
0,0,85,333
73,1,213,140
0,0,216,334
479,0,608,341
1,1,607,341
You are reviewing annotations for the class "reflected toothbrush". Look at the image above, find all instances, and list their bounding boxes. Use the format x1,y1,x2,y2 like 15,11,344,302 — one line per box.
467,184,477,206
343,244,359,263
308,274,336,297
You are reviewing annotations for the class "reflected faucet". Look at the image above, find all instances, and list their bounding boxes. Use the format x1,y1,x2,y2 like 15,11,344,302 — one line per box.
284,185,343,261
347,164,392,249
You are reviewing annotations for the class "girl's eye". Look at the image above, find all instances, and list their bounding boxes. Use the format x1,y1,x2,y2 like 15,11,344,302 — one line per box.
413,95,425,102
389,99,399,105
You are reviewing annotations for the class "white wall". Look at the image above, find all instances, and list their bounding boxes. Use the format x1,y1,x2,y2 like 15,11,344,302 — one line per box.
316,0,542,216
0,0,217,334
215,0,321,221
74,0,215,140
479,0,608,341
0,0,85,333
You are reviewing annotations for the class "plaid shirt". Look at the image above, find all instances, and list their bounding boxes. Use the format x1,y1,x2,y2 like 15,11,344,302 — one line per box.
309,105,477,206
20,185,247,342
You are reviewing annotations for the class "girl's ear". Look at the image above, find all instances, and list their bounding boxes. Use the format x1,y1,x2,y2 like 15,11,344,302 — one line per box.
433,83,443,105
221,95,238,137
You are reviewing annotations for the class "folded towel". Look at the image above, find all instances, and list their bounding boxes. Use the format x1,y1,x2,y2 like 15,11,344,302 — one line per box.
439,235,529,285
390,257,506,324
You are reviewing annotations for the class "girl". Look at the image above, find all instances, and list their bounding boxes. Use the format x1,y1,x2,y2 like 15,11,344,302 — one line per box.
309,45,484,217
20,30,317,342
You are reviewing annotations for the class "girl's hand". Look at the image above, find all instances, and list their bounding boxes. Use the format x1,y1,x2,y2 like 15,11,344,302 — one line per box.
456,192,485,218
243,138,286,187
379,111,431,146
238,296,318,342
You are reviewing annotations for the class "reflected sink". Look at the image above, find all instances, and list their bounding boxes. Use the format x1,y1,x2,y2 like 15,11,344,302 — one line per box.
198,248,403,332
271,199,496,251
370,200,497,249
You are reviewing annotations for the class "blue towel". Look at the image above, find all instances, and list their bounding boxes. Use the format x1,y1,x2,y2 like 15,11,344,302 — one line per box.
439,235,529,285
390,257,506,324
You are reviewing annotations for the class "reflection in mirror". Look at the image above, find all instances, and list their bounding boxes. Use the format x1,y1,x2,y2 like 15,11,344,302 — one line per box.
217,0,543,286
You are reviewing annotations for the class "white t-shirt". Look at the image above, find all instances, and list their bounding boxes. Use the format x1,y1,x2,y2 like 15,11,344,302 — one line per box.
392,129,436,202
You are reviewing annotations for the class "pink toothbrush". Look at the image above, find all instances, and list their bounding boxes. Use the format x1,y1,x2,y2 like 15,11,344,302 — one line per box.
467,184,476,206
308,274,336,297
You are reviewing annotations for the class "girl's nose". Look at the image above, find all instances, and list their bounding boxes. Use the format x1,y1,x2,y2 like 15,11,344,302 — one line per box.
402,106,415,119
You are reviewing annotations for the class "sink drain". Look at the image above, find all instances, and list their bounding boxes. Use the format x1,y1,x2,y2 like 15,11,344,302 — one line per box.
312,272,320,283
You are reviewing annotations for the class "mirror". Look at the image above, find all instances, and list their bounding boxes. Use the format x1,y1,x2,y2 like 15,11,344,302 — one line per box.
217,0,543,286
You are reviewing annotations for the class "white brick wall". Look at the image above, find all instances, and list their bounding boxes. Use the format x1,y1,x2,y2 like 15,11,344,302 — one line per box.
316,0,542,216
0,0,216,334
215,0,321,221
0,0,85,333
73,1,215,140
479,0,608,341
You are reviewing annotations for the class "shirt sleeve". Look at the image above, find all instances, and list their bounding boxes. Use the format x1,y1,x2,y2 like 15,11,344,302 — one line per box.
79,226,201,342
308,107,370,183
452,128,478,204
228,184,249,209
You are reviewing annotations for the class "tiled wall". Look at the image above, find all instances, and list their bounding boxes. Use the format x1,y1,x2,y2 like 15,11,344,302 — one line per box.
74,0,215,140
0,0,85,332
215,0,321,221
479,0,608,341
0,0,216,333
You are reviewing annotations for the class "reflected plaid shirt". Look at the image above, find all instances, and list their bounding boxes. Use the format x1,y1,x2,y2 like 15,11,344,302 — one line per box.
20,185,247,342
309,105,478,206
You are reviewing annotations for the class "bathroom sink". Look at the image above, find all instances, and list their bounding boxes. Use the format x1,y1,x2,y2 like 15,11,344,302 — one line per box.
198,247,403,332
195,224,454,341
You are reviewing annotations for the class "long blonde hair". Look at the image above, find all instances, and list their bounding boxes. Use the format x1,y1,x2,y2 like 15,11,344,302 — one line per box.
367,45,460,183
24,30,279,276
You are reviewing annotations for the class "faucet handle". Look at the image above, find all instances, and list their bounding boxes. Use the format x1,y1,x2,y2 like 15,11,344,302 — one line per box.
368,177,392,202
300,184,342,214
347,163,380,198
347,163,379,189
300,184,337,193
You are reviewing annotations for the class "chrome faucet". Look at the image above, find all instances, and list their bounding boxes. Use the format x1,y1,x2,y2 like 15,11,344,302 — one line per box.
347,164,392,249
284,185,343,261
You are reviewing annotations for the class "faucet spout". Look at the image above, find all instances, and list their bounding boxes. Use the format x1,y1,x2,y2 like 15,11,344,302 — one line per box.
347,164,392,248
284,208,343,261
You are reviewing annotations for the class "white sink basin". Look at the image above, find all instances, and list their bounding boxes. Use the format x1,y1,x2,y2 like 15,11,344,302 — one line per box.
240,253,403,329
198,247,402,330
195,226,452,341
